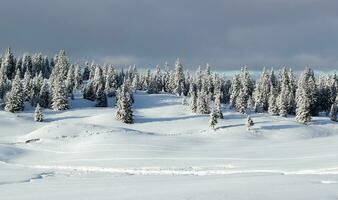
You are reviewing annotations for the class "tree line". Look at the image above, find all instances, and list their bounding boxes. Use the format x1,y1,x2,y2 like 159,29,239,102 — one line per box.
0,48,337,125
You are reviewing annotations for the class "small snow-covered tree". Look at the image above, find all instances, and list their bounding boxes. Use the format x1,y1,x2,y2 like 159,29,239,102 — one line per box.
246,116,254,130
209,108,218,130
5,70,24,112
34,104,44,122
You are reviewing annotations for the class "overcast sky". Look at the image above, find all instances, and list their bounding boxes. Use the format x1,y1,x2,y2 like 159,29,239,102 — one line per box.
0,0,337,70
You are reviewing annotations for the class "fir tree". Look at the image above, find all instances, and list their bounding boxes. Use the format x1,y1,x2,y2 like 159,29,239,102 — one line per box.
39,80,50,108
174,58,185,96
329,103,337,122
115,83,133,124
34,104,44,122
229,74,240,109
51,76,69,111
214,89,224,119
95,84,107,107
246,116,254,130
268,85,279,115
209,108,218,130
1,48,16,80
5,70,24,112
296,69,313,124
197,88,211,114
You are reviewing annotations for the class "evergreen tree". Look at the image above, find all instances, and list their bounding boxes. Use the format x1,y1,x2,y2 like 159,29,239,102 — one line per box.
174,59,185,96
1,48,16,80
34,104,44,122
66,65,75,98
74,64,82,89
268,85,279,115
197,88,211,114
214,89,224,119
95,84,107,107
189,88,197,113
5,70,24,112
209,108,218,130
296,69,314,124
51,76,69,111
39,80,50,108
21,53,33,77
329,103,337,122
0,64,9,100
246,116,254,130
82,62,90,81
115,83,133,124
229,74,240,109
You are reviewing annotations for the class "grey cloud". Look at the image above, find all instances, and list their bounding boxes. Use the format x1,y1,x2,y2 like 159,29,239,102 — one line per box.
0,0,337,70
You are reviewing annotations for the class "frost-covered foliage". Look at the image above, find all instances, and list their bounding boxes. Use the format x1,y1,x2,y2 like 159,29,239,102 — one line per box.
5,70,24,112
115,82,133,124
0,48,336,125
34,104,44,122
209,108,218,130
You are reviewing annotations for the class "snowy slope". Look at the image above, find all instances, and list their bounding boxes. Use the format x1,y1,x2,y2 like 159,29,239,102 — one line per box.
0,91,338,200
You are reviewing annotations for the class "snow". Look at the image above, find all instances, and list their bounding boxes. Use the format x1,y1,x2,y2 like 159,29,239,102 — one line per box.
0,91,338,199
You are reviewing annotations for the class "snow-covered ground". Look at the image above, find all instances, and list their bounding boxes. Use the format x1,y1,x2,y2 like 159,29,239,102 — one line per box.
0,92,338,200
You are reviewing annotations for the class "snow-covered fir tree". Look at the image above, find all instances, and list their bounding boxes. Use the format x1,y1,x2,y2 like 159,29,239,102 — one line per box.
209,108,218,130
174,58,185,96
34,104,44,122
22,69,32,102
5,70,24,112
189,86,198,113
296,68,314,124
214,89,224,119
95,84,107,107
229,74,240,109
197,86,211,114
1,48,16,80
51,75,69,111
115,82,133,124
246,116,254,130
268,85,279,115
329,103,337,122
39,80,50,108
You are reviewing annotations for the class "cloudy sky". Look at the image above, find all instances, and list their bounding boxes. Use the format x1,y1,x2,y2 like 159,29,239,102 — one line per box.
0,0,337,70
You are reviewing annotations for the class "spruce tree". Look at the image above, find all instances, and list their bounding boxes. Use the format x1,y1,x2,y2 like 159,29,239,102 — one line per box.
115,83,133,124
214,89,224,119
246,116,254,130
5,70,24,112
329,103,337,122
39,80,50,108
296,69,313,124
268,85,279,115
209,108,218,130
51,76,69,111
34,104,44,122
229,74,240,109
95,84,107,107
1,48,16,80
174,59,185,96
